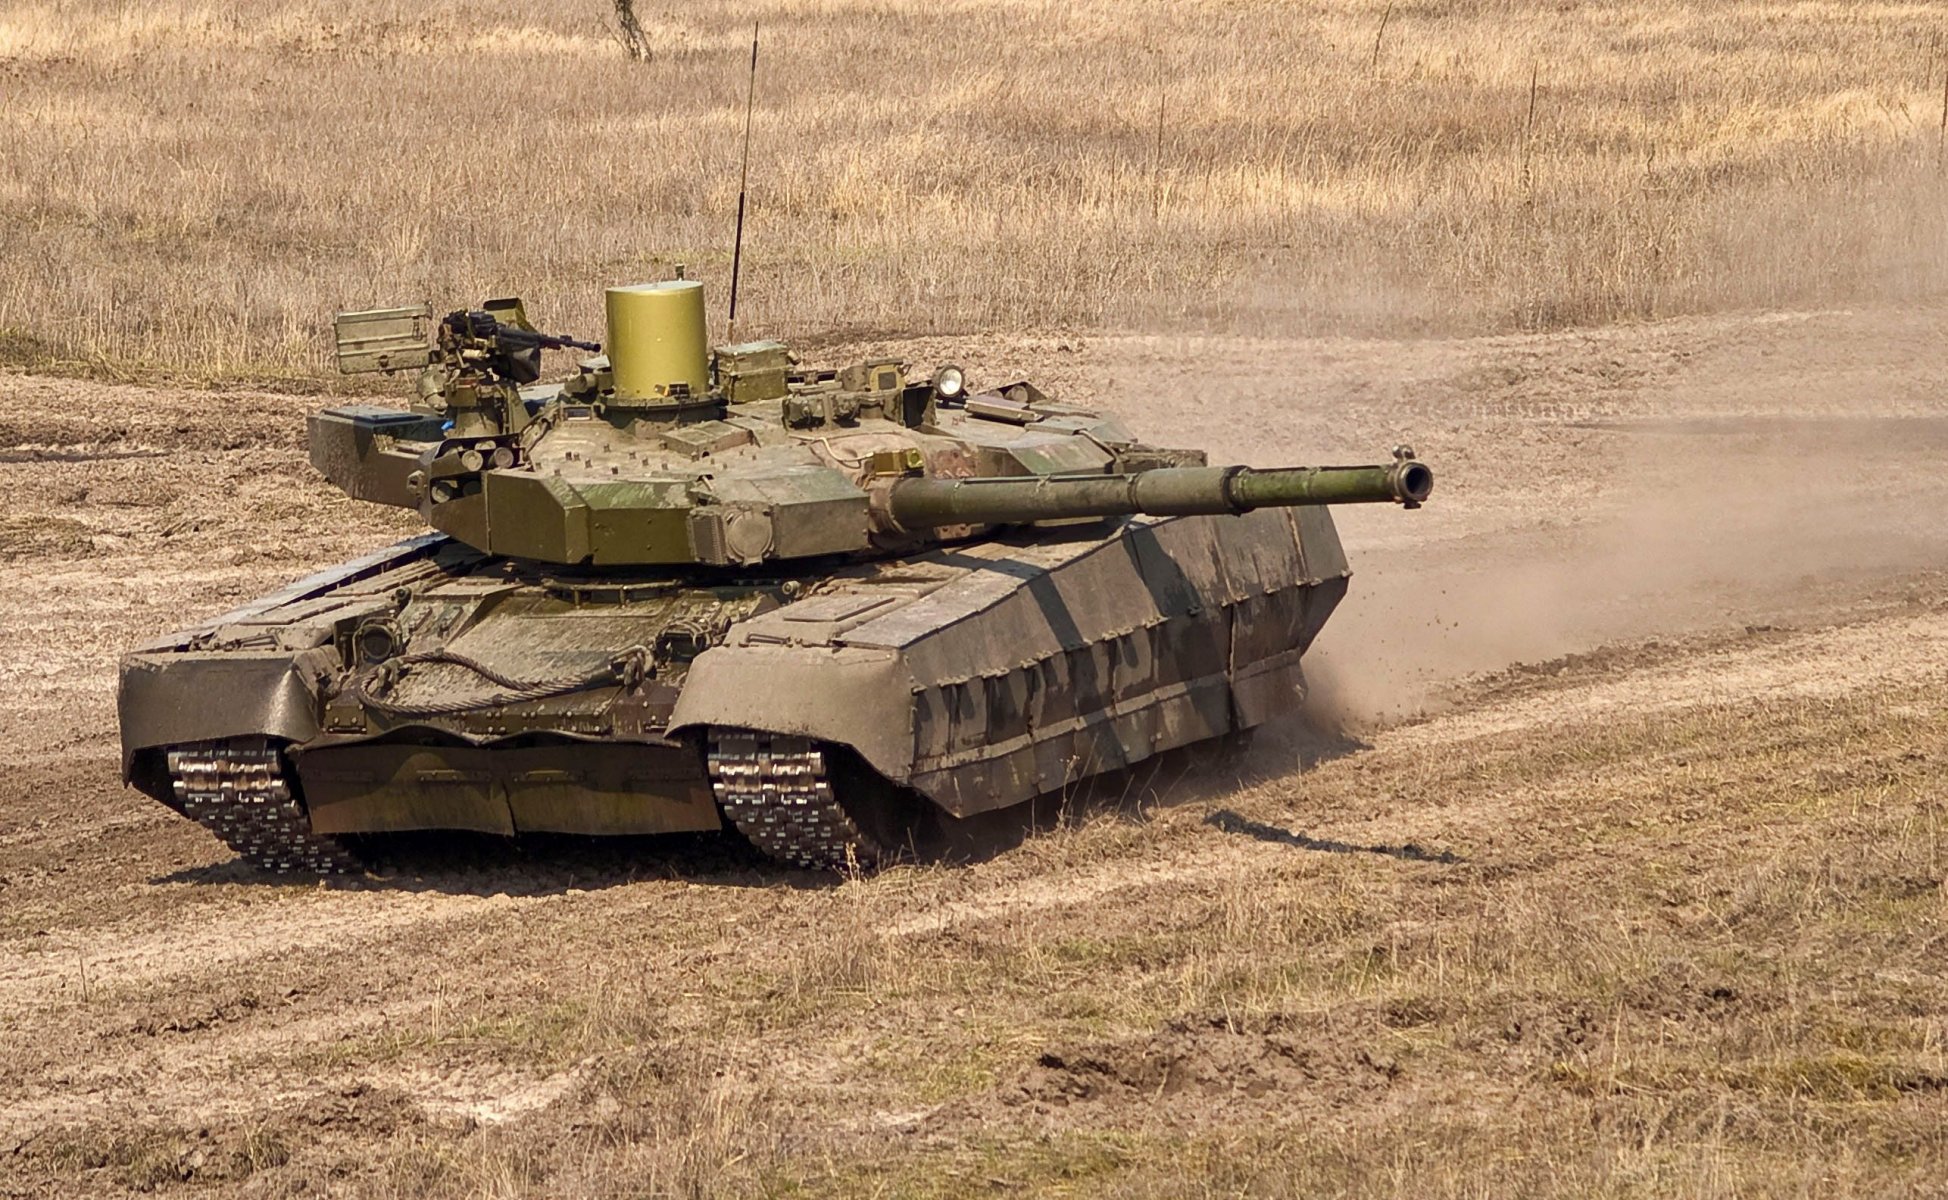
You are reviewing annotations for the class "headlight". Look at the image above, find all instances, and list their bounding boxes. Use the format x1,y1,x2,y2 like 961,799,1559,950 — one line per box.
933,364,966,401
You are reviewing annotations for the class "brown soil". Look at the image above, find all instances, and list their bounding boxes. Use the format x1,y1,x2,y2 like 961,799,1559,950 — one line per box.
2,305,1945,1196
982,1011,1407,1129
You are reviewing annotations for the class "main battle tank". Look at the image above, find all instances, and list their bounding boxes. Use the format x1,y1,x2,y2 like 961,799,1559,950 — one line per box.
118,277,1431,872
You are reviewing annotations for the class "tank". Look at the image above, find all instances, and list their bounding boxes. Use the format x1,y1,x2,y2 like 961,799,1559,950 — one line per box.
118,278,1432,872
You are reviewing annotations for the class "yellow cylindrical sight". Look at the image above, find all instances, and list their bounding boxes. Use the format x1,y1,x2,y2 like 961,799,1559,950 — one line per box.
605,281,708,403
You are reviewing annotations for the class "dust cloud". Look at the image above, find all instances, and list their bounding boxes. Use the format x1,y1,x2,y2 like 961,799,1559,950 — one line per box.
1305,412,1948,729
1093,279,1948,736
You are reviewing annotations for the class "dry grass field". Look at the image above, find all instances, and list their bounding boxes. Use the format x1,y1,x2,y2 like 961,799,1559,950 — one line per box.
4,2,1948,1198
0,307,1945,1197
2,0,1947,377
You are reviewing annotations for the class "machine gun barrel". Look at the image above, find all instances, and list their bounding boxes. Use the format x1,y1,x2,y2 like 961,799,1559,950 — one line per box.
883,457,1433,531
445,309,601,354
493,324,601,353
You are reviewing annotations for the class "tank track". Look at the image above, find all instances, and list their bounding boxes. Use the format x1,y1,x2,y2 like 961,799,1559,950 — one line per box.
166,740,361,876
707,732,882,870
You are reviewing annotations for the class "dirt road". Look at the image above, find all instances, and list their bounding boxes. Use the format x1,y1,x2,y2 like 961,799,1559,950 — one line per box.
2,307,1944,1196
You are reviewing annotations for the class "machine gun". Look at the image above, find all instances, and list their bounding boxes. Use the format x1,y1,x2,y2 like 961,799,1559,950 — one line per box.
437,306,601,386
331,300,598,386
329,298,602,445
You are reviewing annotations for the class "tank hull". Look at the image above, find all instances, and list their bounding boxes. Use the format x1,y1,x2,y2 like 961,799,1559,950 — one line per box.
119,506,1349,870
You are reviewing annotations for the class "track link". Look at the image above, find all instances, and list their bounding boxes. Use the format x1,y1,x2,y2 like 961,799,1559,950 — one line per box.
167,740,361,875
707,733,881,870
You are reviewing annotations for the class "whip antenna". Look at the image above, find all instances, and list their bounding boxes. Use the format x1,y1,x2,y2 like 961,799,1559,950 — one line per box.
726,20,759,345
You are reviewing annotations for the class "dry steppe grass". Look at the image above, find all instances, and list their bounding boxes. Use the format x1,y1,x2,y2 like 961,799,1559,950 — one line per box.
3,0,1947,378
0,306,1944,1196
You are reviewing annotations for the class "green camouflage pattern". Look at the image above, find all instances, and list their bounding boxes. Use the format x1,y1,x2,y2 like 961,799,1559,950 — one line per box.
118,283,1431,871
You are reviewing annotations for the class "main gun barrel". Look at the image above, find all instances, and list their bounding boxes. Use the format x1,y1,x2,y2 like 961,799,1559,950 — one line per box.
883,458,1433,531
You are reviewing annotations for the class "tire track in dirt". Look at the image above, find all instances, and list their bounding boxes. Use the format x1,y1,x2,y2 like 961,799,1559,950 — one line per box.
1391,605,1948,750
0,889,533,1010
885,845,1255,939
0,996,441,1139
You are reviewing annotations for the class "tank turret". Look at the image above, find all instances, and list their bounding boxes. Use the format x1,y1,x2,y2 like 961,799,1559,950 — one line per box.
310,277,1430,567
120,272,1437,875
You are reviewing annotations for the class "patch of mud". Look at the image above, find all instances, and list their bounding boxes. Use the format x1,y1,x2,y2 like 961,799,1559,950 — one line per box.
971,1013,1402,1128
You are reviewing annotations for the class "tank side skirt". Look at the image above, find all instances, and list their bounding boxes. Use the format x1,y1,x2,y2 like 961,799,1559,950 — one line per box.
890,513,1344,817
910,653,1286,777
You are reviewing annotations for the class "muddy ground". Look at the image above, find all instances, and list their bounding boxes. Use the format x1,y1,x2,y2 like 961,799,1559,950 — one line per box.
1,307,1945,1196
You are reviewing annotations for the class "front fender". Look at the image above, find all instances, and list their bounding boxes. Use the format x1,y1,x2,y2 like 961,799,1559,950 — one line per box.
118,649,331,777
667,643,916,782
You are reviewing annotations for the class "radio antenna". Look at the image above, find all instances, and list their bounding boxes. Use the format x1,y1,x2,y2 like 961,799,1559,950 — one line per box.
726,20,759,345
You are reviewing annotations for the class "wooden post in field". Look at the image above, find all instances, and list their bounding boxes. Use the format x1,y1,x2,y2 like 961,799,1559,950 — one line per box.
613,0,649,62
1521,63,1540,201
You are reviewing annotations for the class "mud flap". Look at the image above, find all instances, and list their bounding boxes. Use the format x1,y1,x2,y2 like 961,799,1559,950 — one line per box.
668,644,914,781
119,652,325,777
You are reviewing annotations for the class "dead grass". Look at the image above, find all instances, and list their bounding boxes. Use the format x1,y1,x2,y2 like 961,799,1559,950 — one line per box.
3,1,1947,379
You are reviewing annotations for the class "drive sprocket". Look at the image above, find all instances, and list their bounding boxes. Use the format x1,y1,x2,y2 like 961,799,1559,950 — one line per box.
166,740,361,875
707,732,883,870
